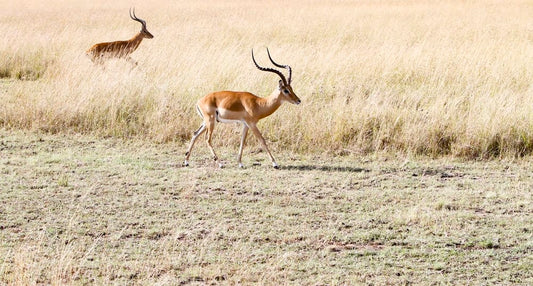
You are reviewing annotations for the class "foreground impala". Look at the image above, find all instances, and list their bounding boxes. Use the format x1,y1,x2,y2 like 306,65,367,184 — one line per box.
86,8,153,65
184,48,301,169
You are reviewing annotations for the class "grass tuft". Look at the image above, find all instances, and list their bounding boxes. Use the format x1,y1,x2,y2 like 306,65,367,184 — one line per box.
0,50,53,81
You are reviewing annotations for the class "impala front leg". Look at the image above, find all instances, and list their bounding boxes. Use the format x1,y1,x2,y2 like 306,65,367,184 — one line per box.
126,56,138,67
237,124,249,168
205,117,223,168
249,124,278,169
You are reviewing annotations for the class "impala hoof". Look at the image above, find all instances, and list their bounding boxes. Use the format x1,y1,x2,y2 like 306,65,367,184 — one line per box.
238,163,244,168
272,162,279,169
183,160,189,167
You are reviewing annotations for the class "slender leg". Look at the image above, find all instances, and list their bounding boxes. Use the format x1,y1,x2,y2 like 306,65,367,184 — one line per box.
249,124,278,169
90,56,105,68
184,123,206,166
237,124,249,168
126,56,138,67
205,117,222,168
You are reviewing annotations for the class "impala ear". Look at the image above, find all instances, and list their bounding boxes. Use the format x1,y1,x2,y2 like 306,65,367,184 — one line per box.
278,80,283,90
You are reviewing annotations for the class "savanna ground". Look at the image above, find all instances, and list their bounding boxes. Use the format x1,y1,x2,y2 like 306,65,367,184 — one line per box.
1,0,533,284
1,130,532,285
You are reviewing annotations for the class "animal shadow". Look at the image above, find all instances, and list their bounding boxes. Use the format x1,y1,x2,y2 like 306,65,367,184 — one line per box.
280,164,369,173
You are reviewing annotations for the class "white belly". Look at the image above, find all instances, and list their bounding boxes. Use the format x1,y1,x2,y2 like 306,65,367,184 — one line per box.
216,108,245,124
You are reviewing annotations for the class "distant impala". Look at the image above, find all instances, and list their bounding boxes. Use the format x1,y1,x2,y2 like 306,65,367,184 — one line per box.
184,48,301,169
86,8,153,65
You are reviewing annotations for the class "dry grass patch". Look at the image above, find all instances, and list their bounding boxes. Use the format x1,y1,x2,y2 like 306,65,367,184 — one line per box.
0,0,532,157
0,130,531,284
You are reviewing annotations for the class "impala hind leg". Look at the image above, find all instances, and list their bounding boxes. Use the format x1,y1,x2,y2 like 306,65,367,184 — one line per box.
249,124,278,169
87,53,105,66
184,123,206,166
205,118,223,168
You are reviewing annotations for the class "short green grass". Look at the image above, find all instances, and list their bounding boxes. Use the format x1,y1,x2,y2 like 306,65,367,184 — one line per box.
1,130,531,285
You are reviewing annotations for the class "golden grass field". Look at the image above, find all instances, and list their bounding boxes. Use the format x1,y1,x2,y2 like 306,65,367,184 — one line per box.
1,0,532,285
1,0,532,157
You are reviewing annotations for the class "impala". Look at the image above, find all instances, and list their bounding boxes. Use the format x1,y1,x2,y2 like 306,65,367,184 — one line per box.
184,48,301,169
86,8,154,65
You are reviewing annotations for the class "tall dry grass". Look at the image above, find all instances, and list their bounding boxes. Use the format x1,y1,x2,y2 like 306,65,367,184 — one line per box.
1,0,532,157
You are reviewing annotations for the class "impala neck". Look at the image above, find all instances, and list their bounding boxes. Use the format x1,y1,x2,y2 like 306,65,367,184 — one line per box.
257,89,284,119
127,32,144,51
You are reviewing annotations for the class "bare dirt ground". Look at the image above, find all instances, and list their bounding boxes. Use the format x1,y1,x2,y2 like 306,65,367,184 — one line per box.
0,130,531,285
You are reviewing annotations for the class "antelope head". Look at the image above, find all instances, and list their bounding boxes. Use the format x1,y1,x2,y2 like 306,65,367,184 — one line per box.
252,49,301,105
130,8,154,39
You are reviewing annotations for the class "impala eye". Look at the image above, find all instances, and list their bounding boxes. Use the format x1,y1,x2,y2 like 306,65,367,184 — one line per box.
283,89,289,94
